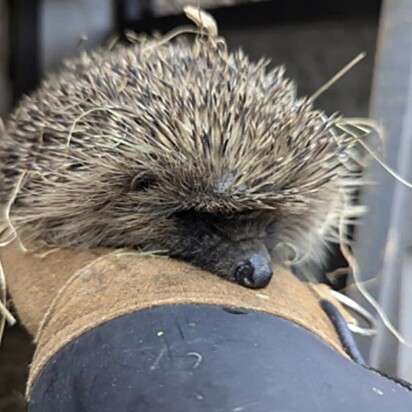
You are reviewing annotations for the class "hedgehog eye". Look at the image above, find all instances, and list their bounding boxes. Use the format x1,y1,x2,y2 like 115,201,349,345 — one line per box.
130,172,157,192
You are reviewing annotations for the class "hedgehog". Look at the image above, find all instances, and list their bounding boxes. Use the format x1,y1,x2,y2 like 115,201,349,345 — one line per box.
0,26,362,289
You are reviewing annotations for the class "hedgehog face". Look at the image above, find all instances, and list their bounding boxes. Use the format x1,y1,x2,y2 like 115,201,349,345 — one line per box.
119,166,332,288
167,209,274,288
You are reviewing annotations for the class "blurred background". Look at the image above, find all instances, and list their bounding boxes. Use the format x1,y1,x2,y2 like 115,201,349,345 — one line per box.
0,0,411,411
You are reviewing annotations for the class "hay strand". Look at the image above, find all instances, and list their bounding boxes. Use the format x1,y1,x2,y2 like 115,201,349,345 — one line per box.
311,52,366,101
338,188,412,348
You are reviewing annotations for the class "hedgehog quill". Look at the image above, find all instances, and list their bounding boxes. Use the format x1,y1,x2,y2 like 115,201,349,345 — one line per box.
0,11,364,289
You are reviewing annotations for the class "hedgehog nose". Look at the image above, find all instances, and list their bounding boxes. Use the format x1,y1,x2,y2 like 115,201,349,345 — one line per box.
235,254,273,289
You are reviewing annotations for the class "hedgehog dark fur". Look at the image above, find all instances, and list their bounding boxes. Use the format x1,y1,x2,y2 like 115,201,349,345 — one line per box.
0,36,362,288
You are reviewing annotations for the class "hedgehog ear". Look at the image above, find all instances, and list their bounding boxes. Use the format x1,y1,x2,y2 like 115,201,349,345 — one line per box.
129,171,157,192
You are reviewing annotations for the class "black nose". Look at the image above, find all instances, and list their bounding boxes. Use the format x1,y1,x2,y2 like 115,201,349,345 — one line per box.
235,254,273,289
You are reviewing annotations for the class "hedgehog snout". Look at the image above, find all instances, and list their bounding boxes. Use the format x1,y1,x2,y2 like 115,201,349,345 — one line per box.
234,251,273,289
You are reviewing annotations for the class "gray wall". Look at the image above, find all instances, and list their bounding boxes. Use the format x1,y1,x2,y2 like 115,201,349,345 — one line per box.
222,17,377,117
40,0,114,73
